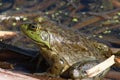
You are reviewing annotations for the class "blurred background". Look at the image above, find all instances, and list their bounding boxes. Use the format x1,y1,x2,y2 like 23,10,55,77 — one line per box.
0,0,120,80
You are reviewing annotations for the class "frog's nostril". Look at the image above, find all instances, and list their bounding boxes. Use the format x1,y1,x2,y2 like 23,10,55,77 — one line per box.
21,24,27,30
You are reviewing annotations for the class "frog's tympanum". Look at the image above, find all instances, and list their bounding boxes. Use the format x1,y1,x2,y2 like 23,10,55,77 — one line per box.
21,16,116,80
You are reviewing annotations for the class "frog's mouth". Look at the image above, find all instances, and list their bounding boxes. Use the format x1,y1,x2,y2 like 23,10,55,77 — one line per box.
28,36,51,49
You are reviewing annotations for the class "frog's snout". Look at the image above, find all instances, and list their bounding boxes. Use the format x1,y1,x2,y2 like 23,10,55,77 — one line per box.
21,24,27,30
20,24,29,34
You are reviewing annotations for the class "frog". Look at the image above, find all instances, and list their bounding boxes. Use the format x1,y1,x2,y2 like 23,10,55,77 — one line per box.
21,16,117,80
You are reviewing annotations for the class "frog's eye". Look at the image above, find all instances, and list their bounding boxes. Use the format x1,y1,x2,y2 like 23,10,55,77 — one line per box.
40,31,49,41
28,24,37,31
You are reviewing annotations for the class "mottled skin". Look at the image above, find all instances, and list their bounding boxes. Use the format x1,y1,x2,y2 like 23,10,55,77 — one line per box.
21,16,112,80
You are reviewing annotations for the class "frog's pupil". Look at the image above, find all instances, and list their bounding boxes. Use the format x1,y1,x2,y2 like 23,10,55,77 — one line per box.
28,24,37,31
30,24,35,28
32,25,35,28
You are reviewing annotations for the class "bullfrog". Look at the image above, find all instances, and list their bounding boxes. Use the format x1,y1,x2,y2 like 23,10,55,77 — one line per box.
21,16,116,80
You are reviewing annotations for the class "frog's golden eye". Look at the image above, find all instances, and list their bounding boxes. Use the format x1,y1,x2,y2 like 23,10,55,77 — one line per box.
28,24,37,31
40,31,49,41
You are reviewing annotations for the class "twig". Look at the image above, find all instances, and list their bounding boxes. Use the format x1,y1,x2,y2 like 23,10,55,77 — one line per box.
0,31,17,40
111,0,120,8
86,55,115,77
110,48,120,53
73,8,120,29
105,71,120,80
0,68,39,80
93,24,120,34
99,36,120,45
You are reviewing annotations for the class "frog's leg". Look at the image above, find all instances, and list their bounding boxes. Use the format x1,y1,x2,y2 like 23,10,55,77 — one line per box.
61,60,109,80
35,53,50,73
36,54,44,72
47,63,64,77
46,54,69,77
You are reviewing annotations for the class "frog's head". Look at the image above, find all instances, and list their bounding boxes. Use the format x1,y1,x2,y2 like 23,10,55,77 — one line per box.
21,17,51,49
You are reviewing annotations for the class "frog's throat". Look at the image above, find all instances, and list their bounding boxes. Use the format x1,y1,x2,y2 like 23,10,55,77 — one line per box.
31,39,51,49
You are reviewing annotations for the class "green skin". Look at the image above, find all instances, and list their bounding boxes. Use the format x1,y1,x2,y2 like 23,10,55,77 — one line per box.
21,17,113,80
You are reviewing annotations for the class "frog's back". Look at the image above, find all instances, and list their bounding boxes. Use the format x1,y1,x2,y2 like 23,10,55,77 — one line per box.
40,18,107,66
51,31,106,65
33,16,109,66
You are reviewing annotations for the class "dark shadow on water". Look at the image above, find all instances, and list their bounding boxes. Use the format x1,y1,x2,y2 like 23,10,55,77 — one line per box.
0,0,14,13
